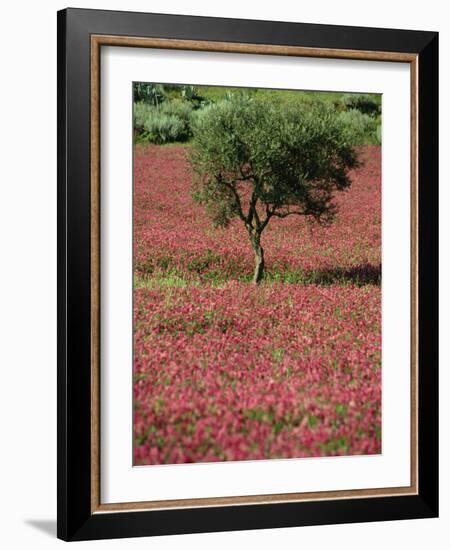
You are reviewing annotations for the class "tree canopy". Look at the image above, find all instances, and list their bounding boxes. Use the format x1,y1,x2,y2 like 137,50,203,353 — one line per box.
189,94,359,283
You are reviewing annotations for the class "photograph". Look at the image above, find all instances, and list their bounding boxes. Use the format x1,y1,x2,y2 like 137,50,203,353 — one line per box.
132,83,383,465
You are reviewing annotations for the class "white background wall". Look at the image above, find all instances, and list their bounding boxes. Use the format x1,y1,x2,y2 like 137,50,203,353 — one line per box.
0,1,447,548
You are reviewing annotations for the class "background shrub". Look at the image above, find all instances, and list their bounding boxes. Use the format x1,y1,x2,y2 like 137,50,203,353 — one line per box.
142,112,187,144
133,83,167,106
160,100,193,125
180,85,210,109
338,109,381,145
134,101,194,144
342,94,381,117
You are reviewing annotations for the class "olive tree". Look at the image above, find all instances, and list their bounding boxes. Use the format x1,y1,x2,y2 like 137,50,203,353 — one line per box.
189,95,359,283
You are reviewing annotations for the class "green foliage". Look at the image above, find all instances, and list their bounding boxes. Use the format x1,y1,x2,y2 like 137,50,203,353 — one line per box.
133,83,166,106
376,124,382,144
342,93,381,117
159,100,193,139
181,85,210,108
134,100,194,144
133,83,382,147
189,95,359,230
134,102,150,133
338,109,381,145
160,99,193,118
143,112,185,144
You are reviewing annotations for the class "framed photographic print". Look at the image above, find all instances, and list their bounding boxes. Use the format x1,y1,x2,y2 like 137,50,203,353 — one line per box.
57,8,438,541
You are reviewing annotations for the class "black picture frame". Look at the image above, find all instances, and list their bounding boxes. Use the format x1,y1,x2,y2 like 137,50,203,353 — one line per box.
57,7,438,541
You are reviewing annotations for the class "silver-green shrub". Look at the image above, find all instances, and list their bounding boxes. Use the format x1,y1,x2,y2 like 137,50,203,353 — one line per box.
134,100,194,143
338,109,381,145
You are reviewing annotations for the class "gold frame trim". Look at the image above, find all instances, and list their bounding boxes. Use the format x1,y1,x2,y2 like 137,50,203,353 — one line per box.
90,35,419,514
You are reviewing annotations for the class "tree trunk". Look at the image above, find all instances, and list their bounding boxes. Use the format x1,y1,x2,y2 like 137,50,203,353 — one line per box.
250,233,265,284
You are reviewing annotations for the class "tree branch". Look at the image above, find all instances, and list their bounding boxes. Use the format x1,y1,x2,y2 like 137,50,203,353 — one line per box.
271,208,307,219
239,165,253,182
258,203,273,232
247,192,259,227
220,178,247,223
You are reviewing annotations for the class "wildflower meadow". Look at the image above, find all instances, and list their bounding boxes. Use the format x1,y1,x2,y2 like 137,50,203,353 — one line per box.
133,85,382,465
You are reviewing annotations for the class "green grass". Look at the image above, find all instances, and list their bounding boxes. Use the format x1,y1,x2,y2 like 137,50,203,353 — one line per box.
134,272,200,289
134,263,381,290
